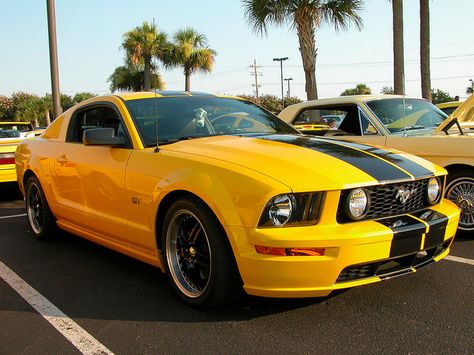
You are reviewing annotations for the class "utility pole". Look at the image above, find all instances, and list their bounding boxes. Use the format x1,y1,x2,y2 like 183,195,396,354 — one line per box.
273,57,288,109
46,0,62,120
284,78,293,98
249,59,262,101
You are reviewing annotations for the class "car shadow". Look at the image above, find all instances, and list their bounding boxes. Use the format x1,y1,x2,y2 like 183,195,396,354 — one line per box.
0,222,338,323
0,182,22,202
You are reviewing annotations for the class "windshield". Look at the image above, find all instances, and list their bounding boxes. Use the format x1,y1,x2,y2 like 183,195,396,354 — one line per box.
0,129,21,138
365,98,447,134
0,123,33,132
125,96,298,146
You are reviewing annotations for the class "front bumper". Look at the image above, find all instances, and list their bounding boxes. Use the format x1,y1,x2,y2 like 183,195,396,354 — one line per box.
232,199,459,298
0,164,17,183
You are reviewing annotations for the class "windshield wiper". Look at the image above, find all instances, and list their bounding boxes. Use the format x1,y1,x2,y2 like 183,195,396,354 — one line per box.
400,125,426,131
156,136,198,145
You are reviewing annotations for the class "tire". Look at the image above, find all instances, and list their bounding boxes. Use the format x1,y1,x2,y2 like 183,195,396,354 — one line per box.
445,169,474,234
161,196,242,308
25,176,57,240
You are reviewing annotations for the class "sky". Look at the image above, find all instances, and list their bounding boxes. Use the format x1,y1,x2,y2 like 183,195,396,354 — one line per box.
1,0,473,100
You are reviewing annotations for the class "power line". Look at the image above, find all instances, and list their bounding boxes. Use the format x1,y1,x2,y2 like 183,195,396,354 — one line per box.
249,59,262,99
262,53,474,69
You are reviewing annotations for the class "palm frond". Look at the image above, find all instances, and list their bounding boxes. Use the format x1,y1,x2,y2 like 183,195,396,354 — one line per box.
320,0,364,31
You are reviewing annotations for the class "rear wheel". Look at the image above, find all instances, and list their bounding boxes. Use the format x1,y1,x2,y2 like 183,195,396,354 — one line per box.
161,196,241,308
25,176,57,240
445,169,474,234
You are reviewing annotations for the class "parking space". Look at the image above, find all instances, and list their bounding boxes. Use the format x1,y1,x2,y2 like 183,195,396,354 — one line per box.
0,184,473,354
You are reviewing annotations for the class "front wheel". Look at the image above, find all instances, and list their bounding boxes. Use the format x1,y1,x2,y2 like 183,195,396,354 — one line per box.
161,196,241,308
25,176,57,240
445,170,474,234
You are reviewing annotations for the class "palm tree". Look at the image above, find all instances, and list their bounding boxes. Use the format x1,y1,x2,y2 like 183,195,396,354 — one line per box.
166,28,216,92
340,83,371,96
108,64,165,92
242,0,364,100
391,0,405,95
122,21,167,91
420,0,431,101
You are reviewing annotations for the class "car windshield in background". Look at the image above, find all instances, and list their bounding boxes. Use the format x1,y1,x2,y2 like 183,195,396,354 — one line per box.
0,123,33,132
0,129,21,138
365,98,447,134
126,97,298,146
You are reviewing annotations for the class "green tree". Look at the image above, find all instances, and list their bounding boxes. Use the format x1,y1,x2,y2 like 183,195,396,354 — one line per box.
166,28,216,92
73,92,97,104
14,94,46,126
108,64,165,92
391,0,405,95
420,0,431,101
380,86,394,94
340,83,371,96
238,93,301,113
122,21,168,91
11,92,38,122
60,94,75,111
431,88,454,104
243,0,364,100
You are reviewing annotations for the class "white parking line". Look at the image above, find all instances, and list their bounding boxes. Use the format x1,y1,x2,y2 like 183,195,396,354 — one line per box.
0,213,27,220
445,255,474,266
0,261,114,355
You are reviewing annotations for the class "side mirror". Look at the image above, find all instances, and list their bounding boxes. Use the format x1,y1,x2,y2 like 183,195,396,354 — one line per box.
83,128,126,146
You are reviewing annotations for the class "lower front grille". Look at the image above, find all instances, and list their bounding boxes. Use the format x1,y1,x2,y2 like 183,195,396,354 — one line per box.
336,238,452,283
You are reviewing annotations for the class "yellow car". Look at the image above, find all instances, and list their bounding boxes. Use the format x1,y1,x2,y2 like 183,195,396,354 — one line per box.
16,92,459,308
0,138,20,183
0,121,36,139
280,95,474,234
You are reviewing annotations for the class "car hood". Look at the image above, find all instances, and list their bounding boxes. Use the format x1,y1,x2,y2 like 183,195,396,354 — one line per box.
161,134,438,192
436,94,474,133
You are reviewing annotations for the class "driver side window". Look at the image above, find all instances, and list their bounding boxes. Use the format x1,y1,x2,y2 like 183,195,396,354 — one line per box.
68,106,127,144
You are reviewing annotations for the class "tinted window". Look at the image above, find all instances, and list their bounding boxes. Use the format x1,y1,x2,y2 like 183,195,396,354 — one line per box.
125,97,298,146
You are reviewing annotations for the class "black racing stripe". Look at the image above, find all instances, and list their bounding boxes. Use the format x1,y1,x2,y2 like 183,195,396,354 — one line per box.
378,216,426,258
259,135,410,183
324,138,434,179
412,210,449,249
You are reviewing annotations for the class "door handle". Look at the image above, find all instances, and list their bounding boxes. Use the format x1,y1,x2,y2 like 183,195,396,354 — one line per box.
56,154,68,163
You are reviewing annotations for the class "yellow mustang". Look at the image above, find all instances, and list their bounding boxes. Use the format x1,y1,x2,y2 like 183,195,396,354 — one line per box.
16,92,460,308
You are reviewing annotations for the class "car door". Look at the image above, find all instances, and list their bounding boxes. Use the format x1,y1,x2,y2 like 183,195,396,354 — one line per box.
52,103,133,241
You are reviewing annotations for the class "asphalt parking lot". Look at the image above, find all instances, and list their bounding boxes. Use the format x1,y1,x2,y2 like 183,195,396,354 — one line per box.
0,183,473,354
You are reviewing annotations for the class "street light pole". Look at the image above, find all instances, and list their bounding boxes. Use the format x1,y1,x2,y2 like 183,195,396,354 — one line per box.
284,78,293,98
46,0,62,120
273,57,288,109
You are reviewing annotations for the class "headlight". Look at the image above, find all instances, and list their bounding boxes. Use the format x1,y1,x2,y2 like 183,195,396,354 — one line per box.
427,177,441,204
345,188,369,220
268,194,295,226
258,192,324,228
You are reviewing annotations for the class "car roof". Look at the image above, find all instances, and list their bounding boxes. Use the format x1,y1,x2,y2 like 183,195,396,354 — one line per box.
114,91,235,101
435,101,462,109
